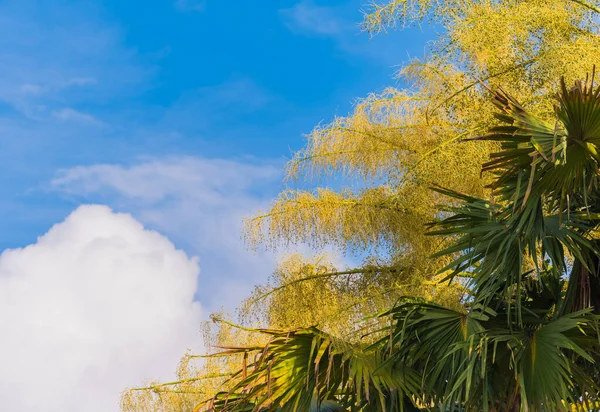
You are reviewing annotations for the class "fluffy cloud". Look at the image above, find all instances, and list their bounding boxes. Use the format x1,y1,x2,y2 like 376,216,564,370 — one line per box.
0,205,202,412
52,156,281,312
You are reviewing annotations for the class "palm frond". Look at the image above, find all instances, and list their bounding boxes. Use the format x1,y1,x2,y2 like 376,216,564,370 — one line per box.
205,327,421,411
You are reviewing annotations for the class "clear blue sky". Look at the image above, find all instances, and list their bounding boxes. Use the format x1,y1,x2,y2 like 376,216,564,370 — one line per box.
0,0,433,308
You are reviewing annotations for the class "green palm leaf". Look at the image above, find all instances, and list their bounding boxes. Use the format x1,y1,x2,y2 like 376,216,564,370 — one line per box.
375,299,600,410
206,327,421,411
430,74,600,321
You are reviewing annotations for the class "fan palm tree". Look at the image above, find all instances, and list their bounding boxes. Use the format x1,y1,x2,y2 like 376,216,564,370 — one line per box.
200,74,600,411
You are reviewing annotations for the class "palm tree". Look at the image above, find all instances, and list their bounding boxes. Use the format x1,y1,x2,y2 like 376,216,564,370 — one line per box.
200,74,600,411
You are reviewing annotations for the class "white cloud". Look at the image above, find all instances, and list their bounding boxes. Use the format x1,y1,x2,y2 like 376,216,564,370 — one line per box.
0,205,202,411
53,108,102,125
53,156,279,203
280,1,353,37
0,0,149,120
280,0,418,65
52,156,281,312
175,0,206,12
19,83,44,95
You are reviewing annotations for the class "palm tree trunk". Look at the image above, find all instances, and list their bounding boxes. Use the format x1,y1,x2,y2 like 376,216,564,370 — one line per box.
566,241,600,314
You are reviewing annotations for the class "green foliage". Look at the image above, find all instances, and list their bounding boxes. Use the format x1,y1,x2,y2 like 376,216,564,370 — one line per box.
432,78,600,318
206,327,419,411
378,297,600,409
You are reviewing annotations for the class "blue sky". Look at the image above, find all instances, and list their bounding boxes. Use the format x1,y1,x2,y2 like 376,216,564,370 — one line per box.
0,1,437,409
0,0,433,312
1,0,436,304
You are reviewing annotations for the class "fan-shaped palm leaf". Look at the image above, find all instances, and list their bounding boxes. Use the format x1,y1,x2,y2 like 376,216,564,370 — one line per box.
205,327,421,411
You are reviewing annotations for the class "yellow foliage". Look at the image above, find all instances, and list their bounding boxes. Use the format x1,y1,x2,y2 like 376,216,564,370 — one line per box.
248,0,600,289
122,1,600,410
240,254,356,335
121,317,267,412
